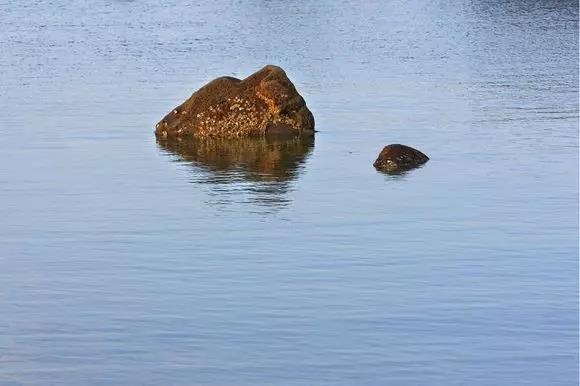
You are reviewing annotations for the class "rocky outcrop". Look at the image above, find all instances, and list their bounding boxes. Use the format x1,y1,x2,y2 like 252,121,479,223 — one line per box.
155,65,315,139
373,144,429,172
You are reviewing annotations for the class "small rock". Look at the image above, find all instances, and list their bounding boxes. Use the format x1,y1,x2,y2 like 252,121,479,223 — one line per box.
373,144,429,172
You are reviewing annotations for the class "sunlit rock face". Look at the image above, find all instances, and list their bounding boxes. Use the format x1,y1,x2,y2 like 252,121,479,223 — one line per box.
155,65,315,139
373,144,429,172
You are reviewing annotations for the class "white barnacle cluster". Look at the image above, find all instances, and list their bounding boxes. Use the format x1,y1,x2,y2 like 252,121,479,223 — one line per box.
194,103,225,136
227,96,249,112
187,96,266,137
186,92,301,138
222,97,269,137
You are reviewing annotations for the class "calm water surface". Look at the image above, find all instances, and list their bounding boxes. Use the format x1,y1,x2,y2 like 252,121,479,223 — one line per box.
0,1,578,385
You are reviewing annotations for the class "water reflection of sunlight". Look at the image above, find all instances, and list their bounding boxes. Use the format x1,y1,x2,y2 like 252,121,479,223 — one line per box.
157,136,314,213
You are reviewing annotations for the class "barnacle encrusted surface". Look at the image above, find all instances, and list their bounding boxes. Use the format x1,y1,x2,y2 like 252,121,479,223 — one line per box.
155,65,314,139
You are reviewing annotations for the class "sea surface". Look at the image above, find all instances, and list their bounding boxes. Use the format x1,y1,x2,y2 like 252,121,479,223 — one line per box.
0,1,578,385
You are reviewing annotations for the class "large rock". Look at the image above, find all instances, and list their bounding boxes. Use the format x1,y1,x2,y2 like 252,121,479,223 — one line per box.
373,144,429,172
155,65,315,139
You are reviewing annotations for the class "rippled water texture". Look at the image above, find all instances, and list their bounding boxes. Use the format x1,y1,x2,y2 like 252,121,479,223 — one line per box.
0,1,578,385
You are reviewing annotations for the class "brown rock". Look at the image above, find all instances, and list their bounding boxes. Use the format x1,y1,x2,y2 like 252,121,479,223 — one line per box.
155,65,315,139
373,144,429,172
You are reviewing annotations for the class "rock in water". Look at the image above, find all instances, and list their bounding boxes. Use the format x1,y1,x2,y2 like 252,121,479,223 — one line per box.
373,144,429,172
155,65,315,139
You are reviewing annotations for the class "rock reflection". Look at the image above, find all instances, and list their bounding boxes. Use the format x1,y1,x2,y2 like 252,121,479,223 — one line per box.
376,164,428,179
157,135,314,211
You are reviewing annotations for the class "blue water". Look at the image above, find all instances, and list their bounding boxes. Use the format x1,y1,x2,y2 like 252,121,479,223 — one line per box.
0,1,578,385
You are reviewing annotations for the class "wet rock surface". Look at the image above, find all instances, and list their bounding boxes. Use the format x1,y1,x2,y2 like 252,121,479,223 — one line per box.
155,65,315,139
373,144,429,172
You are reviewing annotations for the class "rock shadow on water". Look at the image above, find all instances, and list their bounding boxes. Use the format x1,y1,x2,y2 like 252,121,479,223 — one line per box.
375,164,428,180
157,135,314,212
